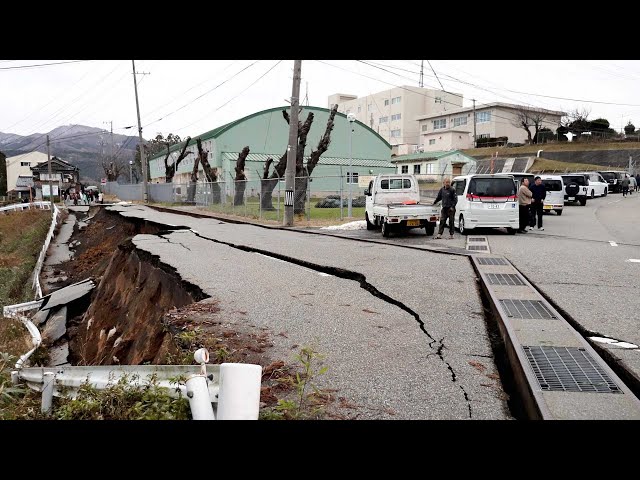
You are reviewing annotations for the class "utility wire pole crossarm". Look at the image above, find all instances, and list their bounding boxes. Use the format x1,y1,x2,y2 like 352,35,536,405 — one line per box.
284,60,302,227
132,60,148,203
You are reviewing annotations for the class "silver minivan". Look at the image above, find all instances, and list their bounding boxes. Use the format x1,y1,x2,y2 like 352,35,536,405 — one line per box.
538,175,564,216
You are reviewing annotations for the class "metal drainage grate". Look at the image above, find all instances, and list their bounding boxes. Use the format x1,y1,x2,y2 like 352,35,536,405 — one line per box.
468,245,488,251
487,273,525,286
499,299,557,319
468,237,486,242
477,257,507,265
523,346,622,393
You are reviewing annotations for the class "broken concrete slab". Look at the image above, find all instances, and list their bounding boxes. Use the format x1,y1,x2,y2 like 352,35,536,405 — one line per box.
40,278,95,312
48,342,69,366
41,306,67,345
31,309,50,326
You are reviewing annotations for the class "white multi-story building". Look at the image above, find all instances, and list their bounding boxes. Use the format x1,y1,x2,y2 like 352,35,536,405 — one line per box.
328,86,463,153
4,151,48,192
416,102,565,152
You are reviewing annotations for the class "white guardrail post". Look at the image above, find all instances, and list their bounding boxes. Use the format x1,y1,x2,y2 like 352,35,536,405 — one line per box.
217,363,262,420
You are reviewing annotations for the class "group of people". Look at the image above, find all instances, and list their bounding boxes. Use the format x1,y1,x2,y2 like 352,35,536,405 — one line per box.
518,177,546,233
621,174,639,197
62,189,103,206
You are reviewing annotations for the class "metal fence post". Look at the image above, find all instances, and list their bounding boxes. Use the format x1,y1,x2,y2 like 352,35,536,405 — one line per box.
276,170,281,222
41,372,55,414
305,167,311,222
339,166,344,220
217,363,262,420
256,170,262,220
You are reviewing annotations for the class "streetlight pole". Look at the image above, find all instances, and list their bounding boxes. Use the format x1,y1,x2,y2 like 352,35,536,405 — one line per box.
47,134,54,213
284,60,302,226
132,60,148,203
129,160,133,184
347,113,356,217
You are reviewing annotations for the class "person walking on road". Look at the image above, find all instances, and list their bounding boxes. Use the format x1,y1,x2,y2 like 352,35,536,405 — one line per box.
621,175,630,197
529,176,546,231
433,177,457,239
635,173,640,192
517,178,532,233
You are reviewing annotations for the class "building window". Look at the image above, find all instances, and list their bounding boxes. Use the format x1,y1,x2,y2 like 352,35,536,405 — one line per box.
435,96,442,103
384,99,390,106
390,129,401,138
357,106,361,113
421,124,429,132
413,164,421,174
476,111,491,123
453,116,467,127
433,119,447,130
401,165,409,174
429,139,436,145
379,116,388,123
21,162,30,167
391,96,401,105
478,134,490,139
391,113,401,121
347,172,359,184
426,163,434,174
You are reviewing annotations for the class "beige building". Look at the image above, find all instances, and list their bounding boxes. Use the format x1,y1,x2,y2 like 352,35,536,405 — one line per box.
5,151,49,192
328,86,463,150
417,102,565,152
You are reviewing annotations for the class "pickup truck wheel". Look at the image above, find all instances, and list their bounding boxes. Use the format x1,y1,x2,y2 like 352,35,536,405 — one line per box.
425,223,435,236
603,189,607,197
365,213,374,230
382,221,390,237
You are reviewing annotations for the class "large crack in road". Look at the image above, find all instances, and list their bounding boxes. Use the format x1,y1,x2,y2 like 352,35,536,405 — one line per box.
171,227,474,418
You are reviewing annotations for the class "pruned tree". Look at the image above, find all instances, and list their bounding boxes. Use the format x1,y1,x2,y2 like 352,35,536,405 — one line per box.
561,107,591,133
164,136,192,183
624,121,636,135
186,142,202,204
0,152,7,196
134,133,182,183
293,104,338,213
196,138,221,204
101,158,127,181
233,146,250,206
512,107,549,144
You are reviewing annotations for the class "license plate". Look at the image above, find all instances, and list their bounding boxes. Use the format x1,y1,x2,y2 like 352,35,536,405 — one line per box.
543,205,552,210
406,219,420,226
568,197,575,201
488,204,500,209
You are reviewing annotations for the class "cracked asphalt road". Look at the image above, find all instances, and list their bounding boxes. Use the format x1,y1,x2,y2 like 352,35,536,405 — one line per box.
110,204,511,419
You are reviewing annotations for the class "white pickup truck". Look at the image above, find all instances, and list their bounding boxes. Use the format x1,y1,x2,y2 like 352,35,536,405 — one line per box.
364,174,440,237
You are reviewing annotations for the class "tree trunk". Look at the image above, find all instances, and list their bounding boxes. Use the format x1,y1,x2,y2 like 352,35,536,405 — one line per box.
186,144,201,203
233,146,250,206
260,109,315,210
165,137,192,183
197,138,221,204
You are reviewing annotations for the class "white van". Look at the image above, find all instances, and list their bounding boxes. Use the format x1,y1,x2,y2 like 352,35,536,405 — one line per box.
538,175,564,216
451,174,519,235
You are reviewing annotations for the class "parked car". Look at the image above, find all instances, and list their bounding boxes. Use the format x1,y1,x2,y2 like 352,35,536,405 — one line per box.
577,172,608,197
560,174,589,206
538,175,565,215
598,171,627,193
451,174,519,235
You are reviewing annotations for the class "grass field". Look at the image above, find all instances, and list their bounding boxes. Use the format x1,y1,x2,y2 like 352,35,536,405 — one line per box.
529,158,610,173
0,210,51,309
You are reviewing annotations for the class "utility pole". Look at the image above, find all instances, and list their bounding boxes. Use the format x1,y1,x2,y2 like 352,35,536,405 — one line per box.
47,135,54,213
104,120,114,162
419,60,424,88
132,60,148,203
472,99,477,148
284,60,302,227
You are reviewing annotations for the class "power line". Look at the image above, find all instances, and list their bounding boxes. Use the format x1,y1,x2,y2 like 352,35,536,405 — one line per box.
427,60,445,91
0,60,92,71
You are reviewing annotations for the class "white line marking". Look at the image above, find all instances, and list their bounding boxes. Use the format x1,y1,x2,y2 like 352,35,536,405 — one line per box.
609,241,618,247
590,337,638,349
627,259,640,263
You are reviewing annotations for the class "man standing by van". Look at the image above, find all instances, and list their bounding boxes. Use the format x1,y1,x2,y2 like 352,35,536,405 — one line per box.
433,177,457,239
518,178,532,233
529,176,546,231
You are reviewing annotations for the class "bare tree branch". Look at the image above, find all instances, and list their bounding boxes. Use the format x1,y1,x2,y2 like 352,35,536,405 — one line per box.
307,104,338,175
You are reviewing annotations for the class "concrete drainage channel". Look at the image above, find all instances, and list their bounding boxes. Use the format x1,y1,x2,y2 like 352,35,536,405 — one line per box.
470,250,640,419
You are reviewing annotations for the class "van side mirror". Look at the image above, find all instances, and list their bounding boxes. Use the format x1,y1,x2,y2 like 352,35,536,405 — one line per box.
364,189,370,196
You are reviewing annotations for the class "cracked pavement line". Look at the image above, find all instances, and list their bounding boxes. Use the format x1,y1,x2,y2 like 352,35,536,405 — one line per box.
175,228,474,418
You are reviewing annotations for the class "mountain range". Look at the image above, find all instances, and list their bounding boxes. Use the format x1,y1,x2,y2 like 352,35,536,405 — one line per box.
0,125,142,182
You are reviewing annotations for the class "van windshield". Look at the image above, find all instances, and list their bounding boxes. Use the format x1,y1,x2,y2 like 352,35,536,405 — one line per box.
468,178,516,197
542,180,563,191
600,172,615,181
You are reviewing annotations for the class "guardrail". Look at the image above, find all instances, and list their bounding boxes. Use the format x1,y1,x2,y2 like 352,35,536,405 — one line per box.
32,203,60,299
0,201,53,213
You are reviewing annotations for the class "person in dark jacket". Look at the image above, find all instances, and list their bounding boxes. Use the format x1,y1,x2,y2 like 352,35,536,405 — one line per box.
529,176,547,230
433,177,457,239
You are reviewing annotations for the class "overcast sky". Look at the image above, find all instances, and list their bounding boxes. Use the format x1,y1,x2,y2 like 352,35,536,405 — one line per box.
2,60,640,142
